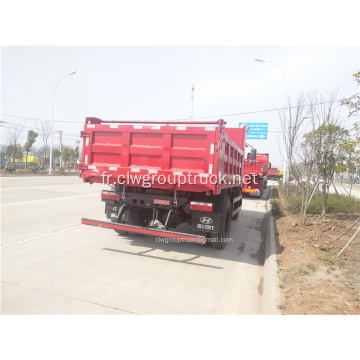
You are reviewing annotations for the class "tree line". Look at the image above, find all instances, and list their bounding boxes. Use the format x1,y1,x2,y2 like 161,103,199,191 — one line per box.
1,126,81,172
282,70,360,220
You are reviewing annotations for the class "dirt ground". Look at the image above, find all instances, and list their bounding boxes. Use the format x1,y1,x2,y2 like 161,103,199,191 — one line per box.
272,187,360,315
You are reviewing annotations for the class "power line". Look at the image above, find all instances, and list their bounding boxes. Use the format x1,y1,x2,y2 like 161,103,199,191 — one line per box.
1,99,349,123
2,123,79,138
1,114,83,124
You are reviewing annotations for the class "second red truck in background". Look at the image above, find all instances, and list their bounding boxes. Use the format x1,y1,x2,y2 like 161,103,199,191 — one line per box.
242,150,269,198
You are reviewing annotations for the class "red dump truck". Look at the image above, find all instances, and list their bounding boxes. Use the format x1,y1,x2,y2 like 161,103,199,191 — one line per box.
242,150,268,198
79,117,247,249
268,167,280,180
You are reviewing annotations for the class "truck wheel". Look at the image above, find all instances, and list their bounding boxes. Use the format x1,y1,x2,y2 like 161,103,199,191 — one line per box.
231,210,240,220
129,207,145,237
111,218,129,236
211,197,231,250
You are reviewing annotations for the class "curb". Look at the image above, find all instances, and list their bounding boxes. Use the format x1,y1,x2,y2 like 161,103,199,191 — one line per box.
262,187,280,314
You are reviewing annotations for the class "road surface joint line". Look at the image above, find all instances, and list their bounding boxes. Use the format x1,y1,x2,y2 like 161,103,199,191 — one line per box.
3,193,99,206
1,281,140,315
1,224,84,249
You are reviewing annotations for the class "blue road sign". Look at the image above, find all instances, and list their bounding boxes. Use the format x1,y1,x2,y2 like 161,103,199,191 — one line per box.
239,123,268,139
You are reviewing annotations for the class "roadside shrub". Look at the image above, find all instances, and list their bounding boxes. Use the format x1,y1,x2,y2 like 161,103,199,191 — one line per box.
29,166,38,174
286,195,303,213
326,194,360,213
306,195,323,214
286,193,360,214
4,165,15,173
56,167,65,174
270,199,283,216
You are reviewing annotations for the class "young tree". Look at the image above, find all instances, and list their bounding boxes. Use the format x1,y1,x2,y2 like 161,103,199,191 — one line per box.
302,124,350,218
6,144,23,168
34,120,51,171
0,144,7,165
6,122,25,169
52,149,61,169
278,92,310,194
24,130,38,169
62,146,73,172
340,70,360,172
73,140,81,164
341,70,360,117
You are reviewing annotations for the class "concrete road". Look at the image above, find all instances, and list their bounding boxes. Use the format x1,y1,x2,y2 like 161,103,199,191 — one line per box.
330,182,360,199
1,176,274,314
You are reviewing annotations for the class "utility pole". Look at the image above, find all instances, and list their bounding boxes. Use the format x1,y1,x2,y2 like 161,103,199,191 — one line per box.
190,73,195,124
190,83,194,123
59,130,63,167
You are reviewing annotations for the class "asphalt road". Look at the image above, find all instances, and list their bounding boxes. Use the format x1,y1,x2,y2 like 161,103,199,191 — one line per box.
1,176,274,314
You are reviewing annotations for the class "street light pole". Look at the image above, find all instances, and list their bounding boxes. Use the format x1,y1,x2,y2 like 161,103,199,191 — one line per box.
254,58,291,185
49,70,76,175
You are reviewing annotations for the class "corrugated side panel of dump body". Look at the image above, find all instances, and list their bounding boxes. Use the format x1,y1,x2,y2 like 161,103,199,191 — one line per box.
79,117,246,194
255,153,269,176
268,167,279,176
243,159,267,177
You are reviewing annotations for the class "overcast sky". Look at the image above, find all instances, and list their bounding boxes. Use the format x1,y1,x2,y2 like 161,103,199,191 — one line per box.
1,46,359,168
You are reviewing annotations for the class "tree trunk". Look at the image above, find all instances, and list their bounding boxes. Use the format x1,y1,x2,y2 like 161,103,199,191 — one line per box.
302,166,310,225
321,183,327,219
348,179,353,206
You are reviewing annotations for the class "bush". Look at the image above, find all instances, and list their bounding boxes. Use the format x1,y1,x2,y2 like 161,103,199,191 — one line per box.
4,165,15,173
286,193,360,214
286,196,303,213
270,199,283,216
56,167,65,173
0,164,5,170
29,166,38,174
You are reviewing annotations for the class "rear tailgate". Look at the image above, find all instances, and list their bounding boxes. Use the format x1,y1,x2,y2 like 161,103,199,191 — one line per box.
79,118,221,192
243,160,266,176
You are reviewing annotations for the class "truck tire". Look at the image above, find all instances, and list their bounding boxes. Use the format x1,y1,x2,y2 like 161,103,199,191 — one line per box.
114,207,144,236
129,207,146,237
210,197,231,250
111,219,129,236
231,210,240,220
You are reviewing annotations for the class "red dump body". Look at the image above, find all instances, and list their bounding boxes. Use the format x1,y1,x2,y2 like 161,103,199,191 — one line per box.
268,167,280,180
242,159,268,196
243,159,268,178
79,118,246,195
255,153,269,176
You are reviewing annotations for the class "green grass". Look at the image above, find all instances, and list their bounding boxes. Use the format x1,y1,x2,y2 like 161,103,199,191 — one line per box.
270,199,283,216
286,193,360,215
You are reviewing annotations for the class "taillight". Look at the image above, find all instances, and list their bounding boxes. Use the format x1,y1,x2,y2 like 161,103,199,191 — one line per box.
101,190,120,201
190,202,213,212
